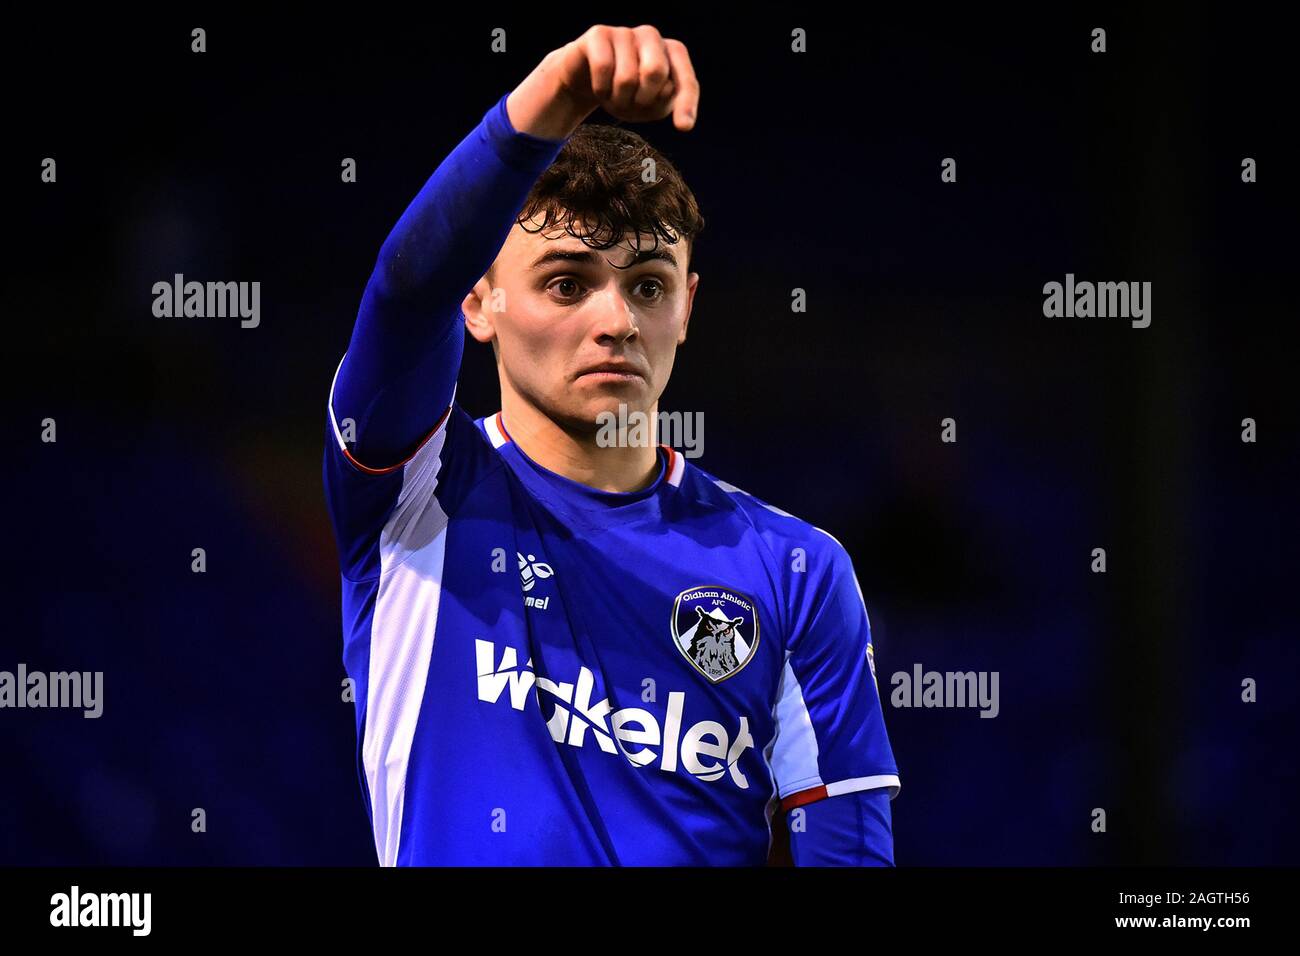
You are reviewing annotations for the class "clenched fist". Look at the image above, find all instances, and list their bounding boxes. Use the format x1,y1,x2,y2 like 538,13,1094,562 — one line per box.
508,25,700,141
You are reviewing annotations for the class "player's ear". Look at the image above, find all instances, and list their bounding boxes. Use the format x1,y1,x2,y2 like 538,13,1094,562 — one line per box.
463,276,498,344
678,271,700,344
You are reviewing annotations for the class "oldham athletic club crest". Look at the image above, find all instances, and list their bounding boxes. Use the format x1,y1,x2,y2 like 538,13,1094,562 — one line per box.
671,585,760,683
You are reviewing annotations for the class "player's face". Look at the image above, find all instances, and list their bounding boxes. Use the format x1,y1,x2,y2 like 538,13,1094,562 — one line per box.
467,214,699,436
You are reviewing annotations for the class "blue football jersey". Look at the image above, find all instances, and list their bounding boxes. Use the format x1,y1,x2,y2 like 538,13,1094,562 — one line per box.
323,385,901,865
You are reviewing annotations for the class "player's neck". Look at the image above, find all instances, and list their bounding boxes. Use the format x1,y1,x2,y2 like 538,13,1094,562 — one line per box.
499,397,661,494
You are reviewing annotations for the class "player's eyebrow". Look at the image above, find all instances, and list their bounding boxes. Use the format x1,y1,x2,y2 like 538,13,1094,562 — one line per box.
529,248,678,270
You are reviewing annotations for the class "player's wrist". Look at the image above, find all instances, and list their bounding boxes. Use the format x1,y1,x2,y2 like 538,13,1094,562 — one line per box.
507,51,594,141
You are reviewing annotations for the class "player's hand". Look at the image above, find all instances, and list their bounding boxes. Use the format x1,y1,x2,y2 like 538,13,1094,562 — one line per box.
552,25,699,132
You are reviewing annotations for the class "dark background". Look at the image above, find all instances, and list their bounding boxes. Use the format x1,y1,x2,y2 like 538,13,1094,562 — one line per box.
3,7,1295,865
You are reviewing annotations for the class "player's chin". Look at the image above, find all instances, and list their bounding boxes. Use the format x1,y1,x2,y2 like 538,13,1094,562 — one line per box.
572,374,650,404
574,391,652,427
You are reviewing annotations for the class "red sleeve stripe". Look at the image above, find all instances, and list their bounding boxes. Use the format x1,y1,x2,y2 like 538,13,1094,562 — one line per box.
780,785,829,812
780,774,902,812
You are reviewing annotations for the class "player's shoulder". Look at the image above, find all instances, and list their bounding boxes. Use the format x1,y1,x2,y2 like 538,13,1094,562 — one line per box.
680,458,850,561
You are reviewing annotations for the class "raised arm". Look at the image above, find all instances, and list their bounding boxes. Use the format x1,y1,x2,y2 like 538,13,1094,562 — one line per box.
330,91,569,470
331,25,700,471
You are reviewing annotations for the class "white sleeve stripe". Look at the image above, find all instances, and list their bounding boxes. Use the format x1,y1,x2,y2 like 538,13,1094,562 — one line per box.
363,425,453,865
827,774,901,800
769,654,822,794
327,354,350,452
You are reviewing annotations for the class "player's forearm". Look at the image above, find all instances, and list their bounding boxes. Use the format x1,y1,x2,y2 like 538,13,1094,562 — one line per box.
334,91,568,467
367,48,589,310
367,90,568,313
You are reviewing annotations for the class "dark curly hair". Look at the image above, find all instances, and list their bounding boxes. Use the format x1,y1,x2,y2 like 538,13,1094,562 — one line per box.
492,122,704,279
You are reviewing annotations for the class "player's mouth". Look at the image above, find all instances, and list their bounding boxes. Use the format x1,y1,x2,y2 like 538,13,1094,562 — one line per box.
575,361,646,384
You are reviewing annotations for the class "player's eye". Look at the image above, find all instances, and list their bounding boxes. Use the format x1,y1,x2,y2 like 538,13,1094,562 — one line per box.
546,277,583,301
546,276,667,304
636,278,666,301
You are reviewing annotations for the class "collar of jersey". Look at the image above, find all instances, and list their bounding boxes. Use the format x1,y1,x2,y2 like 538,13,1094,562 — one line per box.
491,411,669,511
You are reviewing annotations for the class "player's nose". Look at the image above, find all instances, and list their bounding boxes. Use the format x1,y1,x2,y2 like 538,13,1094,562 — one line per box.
589,285,639,341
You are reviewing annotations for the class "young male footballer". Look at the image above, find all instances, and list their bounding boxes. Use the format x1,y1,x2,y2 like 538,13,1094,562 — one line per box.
323,24,901,865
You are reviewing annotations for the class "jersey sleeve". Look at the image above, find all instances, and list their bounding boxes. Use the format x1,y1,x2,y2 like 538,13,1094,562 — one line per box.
787,788,894,866
768,534,901,812
322,91,569,579
321,378,459,583
329,89,569,472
